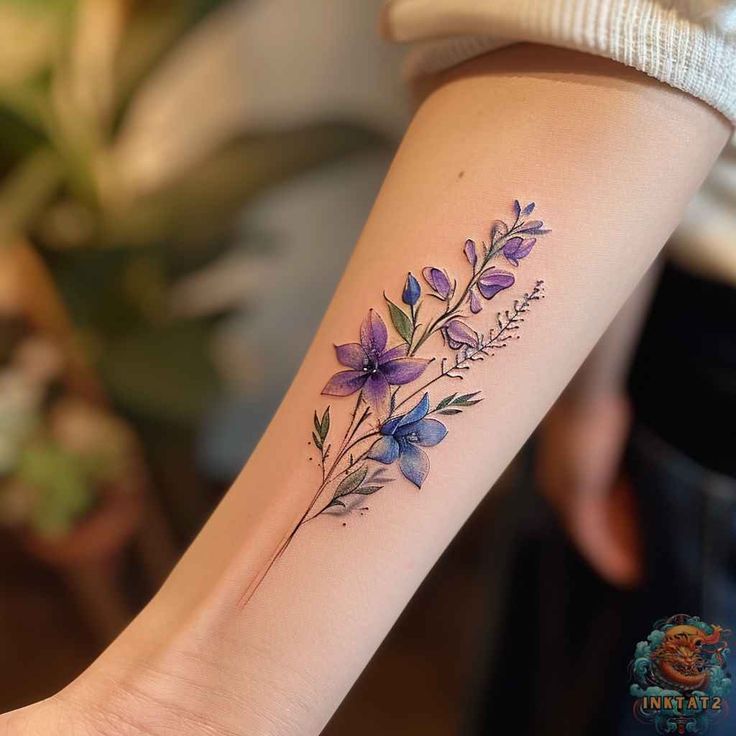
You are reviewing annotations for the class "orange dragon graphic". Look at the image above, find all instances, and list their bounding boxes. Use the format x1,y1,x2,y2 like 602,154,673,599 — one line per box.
629,614,731,735
651,623,725,691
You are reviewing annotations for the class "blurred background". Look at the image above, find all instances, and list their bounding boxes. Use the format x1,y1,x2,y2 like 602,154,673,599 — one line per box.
0,2,734,735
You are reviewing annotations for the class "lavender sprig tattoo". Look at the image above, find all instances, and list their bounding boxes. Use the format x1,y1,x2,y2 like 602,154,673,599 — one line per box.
240,200,548,605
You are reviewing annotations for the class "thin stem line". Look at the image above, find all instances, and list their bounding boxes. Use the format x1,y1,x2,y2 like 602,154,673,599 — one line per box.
308,445,376,520
237,479,325,608
339,430,380,466
340,394,363,450
318,393,368,491
239,397,365,608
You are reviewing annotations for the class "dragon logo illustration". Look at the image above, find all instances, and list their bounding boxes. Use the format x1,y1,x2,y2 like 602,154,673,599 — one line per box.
630,615,731,734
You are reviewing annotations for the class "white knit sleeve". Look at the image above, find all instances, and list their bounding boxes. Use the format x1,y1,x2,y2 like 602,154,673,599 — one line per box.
381,0,736,124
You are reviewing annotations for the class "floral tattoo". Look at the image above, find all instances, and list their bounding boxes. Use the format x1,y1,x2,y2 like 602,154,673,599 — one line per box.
242,200,548,603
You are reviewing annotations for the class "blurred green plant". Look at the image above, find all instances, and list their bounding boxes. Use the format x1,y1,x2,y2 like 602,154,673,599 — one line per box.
0,0,380,425
0,0,383,535
0,331,137,538
17,439,96,536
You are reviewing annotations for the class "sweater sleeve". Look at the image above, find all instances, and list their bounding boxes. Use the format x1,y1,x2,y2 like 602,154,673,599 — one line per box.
381,0,736,125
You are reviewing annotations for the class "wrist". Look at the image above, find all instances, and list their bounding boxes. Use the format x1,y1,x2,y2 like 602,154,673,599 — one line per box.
52,623,286,736
1,696,98,736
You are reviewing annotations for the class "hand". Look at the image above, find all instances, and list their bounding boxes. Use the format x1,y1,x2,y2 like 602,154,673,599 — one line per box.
535,392,642,588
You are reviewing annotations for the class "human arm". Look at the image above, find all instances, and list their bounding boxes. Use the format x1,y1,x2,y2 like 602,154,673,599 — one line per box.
2,44,729,736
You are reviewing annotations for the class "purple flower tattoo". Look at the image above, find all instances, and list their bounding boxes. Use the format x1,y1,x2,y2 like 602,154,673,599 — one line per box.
502,237,536,266
312,199,547,511
322,309,430,416
443,319,480,350
422,266,454,300
477,269,515,300
245,199,549,599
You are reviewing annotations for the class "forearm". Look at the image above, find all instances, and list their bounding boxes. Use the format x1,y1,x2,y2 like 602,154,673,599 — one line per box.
15,44,728,736
564,262,660,406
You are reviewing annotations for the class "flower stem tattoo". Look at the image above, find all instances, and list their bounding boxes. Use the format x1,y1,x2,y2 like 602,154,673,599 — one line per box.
241,200,548,605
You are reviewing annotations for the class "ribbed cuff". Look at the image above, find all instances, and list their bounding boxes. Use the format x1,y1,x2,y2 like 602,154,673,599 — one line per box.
382,0,736,125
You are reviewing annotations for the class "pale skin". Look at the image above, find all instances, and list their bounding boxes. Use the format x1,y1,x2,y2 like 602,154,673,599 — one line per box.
1,45,730,736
